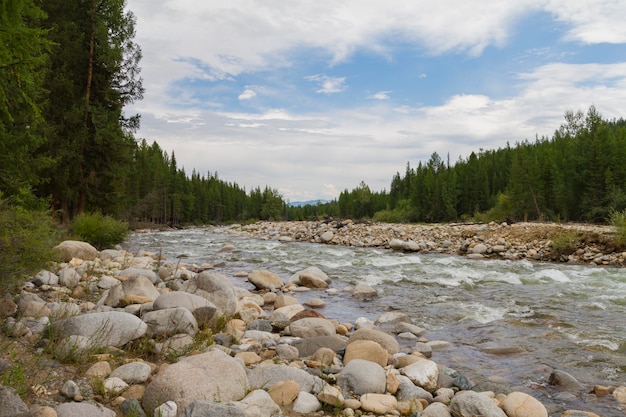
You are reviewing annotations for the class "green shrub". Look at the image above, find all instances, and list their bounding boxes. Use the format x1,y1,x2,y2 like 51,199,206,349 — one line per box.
549,230,582,253
608,209,626,246
70,212,129,250
0,198,61,289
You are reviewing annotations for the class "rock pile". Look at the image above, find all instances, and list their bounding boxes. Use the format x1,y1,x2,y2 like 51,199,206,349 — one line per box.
0,239,623,417
221,220,626,267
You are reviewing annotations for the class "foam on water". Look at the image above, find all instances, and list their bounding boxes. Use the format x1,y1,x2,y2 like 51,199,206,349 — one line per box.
458,302,506,323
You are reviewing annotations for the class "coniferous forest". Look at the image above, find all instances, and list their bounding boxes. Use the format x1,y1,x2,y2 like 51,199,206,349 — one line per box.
3,0,626,228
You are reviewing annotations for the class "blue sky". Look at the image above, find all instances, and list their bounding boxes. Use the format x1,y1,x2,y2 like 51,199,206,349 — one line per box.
125,0,626,202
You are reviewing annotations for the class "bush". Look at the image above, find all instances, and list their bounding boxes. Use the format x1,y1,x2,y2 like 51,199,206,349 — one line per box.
0,198,61,288
608,209,626,246
70,212,129,250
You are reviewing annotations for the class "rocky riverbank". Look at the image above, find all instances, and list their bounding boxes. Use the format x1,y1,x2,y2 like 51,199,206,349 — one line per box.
220,220,625,267
0,232,624,417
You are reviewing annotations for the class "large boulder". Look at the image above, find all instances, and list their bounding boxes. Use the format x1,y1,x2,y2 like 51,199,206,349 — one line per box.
248,364,324,394
153,291,217,326
53,311,147,349
118,267,159,284
54,240,98,262
181,272,238,316
344,339,388,367
143,349,248,412
55,402,116,417
0,386,28,417
400,357,439,392
288,266,331,286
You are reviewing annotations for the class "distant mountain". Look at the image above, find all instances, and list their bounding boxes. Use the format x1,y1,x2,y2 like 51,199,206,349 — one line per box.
288,199,331,207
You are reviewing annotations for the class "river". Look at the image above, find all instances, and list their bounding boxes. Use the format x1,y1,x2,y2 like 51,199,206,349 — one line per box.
124,227,626,416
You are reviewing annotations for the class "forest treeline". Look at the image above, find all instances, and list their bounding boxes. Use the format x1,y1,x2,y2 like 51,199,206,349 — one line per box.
2,0,626,228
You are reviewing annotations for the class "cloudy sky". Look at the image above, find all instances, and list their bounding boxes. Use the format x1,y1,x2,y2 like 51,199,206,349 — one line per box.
124,0,626,202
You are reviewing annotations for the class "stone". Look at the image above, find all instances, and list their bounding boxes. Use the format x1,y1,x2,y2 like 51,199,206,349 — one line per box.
400,357,440,391
61,380,81,399
143,349,248,412
121,275,160,301
320,230,334,243
614,386,626,403
53,311,147,349
549,370,585,391
18,300,50,318
54,240,98,262
449,391,506,417
289,266,331,285
237,389,281,417
268,380,300,405
55,402,116,417
344,339,388,366
501,391,548,417
299,272,329,288
119,294,153,306
349,327,400,354
118,267,158,284
360,393,398,414
289,317,336,338
142,307,198,337
181,272,238,316
180,401,245,417
303,298,326,308
338,359,387,395
274,295,299,308
374,311,411,331
29,405,58,417
0,386,28,417
154,401,177,417
292,335,347,357
248,364,323,394
275,343,299,360
0,298,17,317
110,361,152,384
85,361,112,378
248,269,283,290
33,270,59,286
235,351,262,365
395,374,434,402
292,391,322,413
119,399,147,417
58,268,81,289
352,283,378,298
317,383,344,406
422,402,453,417
104,376,129,395
310,347,336,366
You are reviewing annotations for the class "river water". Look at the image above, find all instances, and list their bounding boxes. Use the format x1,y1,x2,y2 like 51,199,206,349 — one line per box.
124,227,626,416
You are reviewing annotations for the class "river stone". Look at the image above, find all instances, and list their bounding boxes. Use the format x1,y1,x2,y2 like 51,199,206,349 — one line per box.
317,383,344,407
375,311,411,331
349,327,400,354
299,272,329,289
274,294,299,308
289,266,331,285
181,272,238,316
344,339,388,366
53,311,147,349
99,249,124,261
422,402,453,417
153,291,217,313
289,317,336,338
449,391,506,417
0,386,28,417
292,335,347,357
248,269,283,290
154,401,177,417
33,270,59,286
118,267,159,284
55,402,116,417
121,275,160,300
143,349,248,412
389,238,407,250
110,361,152,384
268,380,300,405
395,374,434,402
181,401,246,417
400,357,439,391
237,389,281,417
501,391,548,417
142,307,198,337
352,283,378,298
19,300,50,318
320,230,334,243
119,399,147,417
275,343,300,360
248,364,323,394
293,391,322,413
58,267,81,289
54,240,98,262
337,359,386,395
360,393,398,414
548,369,585,391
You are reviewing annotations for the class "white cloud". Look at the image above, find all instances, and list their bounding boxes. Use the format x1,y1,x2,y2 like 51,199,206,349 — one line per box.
305,75,347,94
238,88,257,100
368,91,392,100
546,0,626,44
